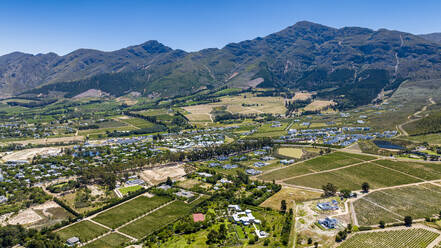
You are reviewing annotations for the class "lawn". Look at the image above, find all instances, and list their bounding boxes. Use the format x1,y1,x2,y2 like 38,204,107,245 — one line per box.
354,183,441,224
258,152,375,181
338,228,439,248
83,233,130,248
56,220,108,242
277,147,303,159
284,162,421,190
118,185,143,195
119,197,207,239
92,195,171,229
260,187,322,210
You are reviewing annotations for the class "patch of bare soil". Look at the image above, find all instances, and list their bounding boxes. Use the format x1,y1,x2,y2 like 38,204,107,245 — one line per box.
73,89,110,99
1,147,62,162
9,136,84,146
139,164,187,185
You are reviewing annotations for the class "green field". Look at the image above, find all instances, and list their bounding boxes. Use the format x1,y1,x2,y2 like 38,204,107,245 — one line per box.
403,133,441,145
83,233,130,248
56,220,108,242
92,196,171,229
258,152,376,181
119,197,207,239
119,117,156,129
353,198,401,225
284,162,421,190
354,183,441,225
373,160,441,180
118,185,143,195
338,228,439,248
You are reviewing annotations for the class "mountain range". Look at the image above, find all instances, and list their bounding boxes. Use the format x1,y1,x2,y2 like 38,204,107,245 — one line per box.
1,21,441,107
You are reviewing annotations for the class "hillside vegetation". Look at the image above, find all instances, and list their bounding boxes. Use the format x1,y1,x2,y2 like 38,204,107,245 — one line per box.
1,21,440,109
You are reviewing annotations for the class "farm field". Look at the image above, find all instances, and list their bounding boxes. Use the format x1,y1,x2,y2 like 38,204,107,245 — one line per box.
354,183,441,225
284,162,421,190
277,147,303,158
373,160,441,180
258,152,375,181
92,195,171,229
118,117,156,129
119,197,207,239
83,233,130,248
56,220,108,243
338,228,439,248
304,100,335,111
96,119,127,129
403,133,441,145
353,198,401,225
182,93,289,122
260,187,321,210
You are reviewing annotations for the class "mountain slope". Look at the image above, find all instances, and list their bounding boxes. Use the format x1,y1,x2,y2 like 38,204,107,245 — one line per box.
4,21,441,108
419,33,441,44
0,41,185,98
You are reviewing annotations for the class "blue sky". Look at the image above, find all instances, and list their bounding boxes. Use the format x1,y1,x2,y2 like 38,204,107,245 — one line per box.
1,0,440,56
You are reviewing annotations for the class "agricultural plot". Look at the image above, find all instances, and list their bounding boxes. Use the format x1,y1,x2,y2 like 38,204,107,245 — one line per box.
182,93,288,122
83,233,130,248
304,100,335,111
354,184,441,225
258,152,375,181
284,162,421,190
373,160,441,180
338,228,439,248
119,197,207,239
92,195,171,229
56,220,108,243
118,117,156,129
277,147,303,158
353,198,402,225
260,187,321,210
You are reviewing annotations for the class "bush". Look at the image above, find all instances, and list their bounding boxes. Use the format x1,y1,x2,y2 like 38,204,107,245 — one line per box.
379,220,385,228
358,226,373,231
263,239,270,246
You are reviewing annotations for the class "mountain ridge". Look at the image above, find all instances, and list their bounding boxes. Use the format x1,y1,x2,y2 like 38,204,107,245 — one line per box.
2,21,441,108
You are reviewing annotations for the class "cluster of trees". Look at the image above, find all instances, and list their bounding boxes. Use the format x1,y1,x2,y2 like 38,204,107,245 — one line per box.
77,124,99,130
0,225,65,248
322,182,369,197
106,125,167,137
335,224,352,242
47,180,79,193
281,208,293,245
206,223,228,245
285,99,312,114
6,99,57,108
77,138,271,190
187,138,272,161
